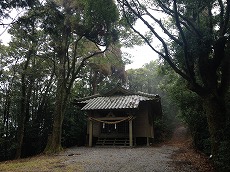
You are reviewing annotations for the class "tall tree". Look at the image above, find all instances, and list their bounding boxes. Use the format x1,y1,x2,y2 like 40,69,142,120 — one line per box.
1,0,120,157
41,0,119,154
118,0,230,163
4,8,56,158
0,44,19,160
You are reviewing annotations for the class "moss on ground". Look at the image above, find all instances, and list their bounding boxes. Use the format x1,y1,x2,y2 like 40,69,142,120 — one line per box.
0,155,83,172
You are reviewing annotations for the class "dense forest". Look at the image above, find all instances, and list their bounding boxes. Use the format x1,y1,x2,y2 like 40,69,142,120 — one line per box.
0,0,229,171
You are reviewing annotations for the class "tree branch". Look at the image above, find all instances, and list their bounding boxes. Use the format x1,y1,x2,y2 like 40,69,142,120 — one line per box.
70,36,83,79
67,47,108,92
0,10,24,36
157,0,202,38
138,2,183,46
173,0,195,82
120,0,190,81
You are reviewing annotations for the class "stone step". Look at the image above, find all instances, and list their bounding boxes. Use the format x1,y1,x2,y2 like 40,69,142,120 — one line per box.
96,138,132,146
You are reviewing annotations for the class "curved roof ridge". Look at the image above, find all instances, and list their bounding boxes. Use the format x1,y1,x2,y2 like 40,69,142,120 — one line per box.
102,85,135,96
74,93,101,102
136,91,160,99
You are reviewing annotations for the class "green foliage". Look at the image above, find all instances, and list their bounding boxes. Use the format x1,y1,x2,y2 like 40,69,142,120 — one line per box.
215,93,230,171
0,124,17,161
1,0,128,160
127,61,160,93
78,43,127,95
119,0,230,170
159,62,211,153
127,60,179,140
79,0,119,45
84,0,119,26
154,114,176,142
217,139,230,172
177,90,211,153
62,103,87,147
0,0,38,18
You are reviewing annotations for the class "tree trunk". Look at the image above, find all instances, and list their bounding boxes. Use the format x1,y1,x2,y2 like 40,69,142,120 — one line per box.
3,91,11,159
15,72,27,159
44,14,70,153
92,71,99,94
202,94,226,160
44,109,64,153
15,88,26,159
15,38,35,158
44,74,67,154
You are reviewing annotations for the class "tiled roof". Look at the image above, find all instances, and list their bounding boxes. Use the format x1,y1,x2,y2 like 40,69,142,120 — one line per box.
75,84,160,110
80,95,156,110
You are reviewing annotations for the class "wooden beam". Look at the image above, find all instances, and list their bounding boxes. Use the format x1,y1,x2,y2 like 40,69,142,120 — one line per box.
89,120,93,147
129,119,133,147
94,117,128,121
147,137,150,146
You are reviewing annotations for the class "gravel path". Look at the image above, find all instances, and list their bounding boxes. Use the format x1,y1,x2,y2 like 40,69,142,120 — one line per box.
0,126,212,172
54,126,210,172
60,146,179,172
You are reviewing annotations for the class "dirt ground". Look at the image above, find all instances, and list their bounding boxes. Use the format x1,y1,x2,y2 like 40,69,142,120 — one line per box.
0,126,215,172
168,126,215,172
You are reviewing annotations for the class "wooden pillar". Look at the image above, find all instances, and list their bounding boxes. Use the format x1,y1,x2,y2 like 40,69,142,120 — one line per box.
89,119,93,147
129,118,133,147
146,137,150,146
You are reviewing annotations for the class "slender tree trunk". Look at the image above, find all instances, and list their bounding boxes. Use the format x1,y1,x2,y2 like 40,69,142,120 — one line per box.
3,91,11,159
15,74,27,159
15,48,34,159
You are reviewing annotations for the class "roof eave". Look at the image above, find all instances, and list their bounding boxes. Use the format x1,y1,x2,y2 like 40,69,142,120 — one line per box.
81,107,139,111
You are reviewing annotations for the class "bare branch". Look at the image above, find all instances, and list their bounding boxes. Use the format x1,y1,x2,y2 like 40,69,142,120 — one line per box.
72,47,108,80
173,0,196,83
121,0,190,81
157,0,202,38
131,0,142,16
134,0,183,45
144,9,183,46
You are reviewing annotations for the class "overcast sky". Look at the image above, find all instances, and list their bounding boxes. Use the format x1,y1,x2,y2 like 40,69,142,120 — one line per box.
122,45,158,70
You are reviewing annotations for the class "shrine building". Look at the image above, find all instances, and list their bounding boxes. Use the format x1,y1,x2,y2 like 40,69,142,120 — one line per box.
75,85,162,147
